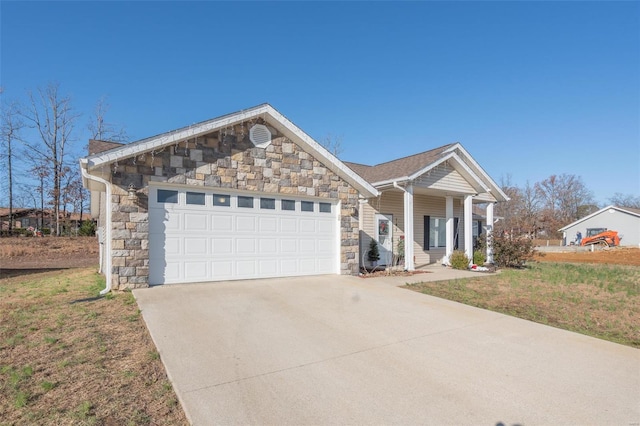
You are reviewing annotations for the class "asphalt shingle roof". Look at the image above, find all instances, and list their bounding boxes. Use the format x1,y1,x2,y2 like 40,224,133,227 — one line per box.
344,143,455,184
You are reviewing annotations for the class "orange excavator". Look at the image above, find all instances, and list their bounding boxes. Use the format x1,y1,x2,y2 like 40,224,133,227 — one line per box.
580,228,621,247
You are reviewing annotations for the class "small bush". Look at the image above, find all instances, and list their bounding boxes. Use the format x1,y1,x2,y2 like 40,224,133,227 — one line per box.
473,250,486,265
450,250,470,270
479,231,535,268
367,239,380,263
78,220,96,237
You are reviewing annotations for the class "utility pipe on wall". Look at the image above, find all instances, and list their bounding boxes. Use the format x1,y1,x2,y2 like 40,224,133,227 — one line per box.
80,160,112,295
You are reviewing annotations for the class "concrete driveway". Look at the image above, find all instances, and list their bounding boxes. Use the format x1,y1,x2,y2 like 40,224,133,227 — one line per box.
134,275,639,425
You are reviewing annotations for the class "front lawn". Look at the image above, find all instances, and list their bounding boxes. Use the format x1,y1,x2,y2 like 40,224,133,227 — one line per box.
404,262,640,348
0,268,188,425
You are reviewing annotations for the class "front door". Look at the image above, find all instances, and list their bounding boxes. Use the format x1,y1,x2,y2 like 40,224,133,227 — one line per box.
375,213,393,266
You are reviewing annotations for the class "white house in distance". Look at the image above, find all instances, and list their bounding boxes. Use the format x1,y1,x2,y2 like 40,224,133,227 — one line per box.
559,205,640,247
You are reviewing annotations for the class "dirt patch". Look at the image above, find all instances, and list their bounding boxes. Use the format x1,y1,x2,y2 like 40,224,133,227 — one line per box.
535,247,640,266
0,237,99,275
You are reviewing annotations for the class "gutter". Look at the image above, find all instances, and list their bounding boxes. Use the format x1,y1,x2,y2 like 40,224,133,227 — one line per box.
79,159,112,295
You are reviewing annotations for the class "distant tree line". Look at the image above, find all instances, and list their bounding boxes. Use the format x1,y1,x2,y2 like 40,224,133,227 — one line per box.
0,82,127,236
493,174,640,239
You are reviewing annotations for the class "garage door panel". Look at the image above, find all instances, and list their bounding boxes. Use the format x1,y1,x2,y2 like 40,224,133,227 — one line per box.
259,239,277,253
299,239,316,252
318,220,334,233
299,258,316,273
165,213,181,231
184,238,207,255
258,259,278,275
184,262,208,280
237,239,256,254
236,216,255,232
212,215,233,231
317,239,334,254
184,213,208,231
212,261,233,277
300,219,316,233
280,239,298,253
281,259,298,274
165,237,182,255
149,188,338,284
236,260,256,276
280,218,297,233
212,238,233,255
258,217,277,232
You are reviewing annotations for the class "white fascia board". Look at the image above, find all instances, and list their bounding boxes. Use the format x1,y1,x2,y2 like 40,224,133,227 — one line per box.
263,105,379,198
557,205,640,231
407,152,489,194
448,143,510,202
84,104,273,169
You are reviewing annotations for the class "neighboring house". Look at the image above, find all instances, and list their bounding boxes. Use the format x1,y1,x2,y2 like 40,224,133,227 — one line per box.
0,208,93,233
80,104,507,291
345,144,508,269
559,205,640,247
0,208,51,230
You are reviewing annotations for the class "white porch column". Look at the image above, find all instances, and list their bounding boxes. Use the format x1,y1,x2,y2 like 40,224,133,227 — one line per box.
445,196,454,263
403,183,415,271
464,195,474,263
486,202,494,264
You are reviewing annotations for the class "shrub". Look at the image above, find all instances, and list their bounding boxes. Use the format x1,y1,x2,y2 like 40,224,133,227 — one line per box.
473,250,486,265
450,250,470,270
367,239,380,263
478,231,536,268
78,220,96,237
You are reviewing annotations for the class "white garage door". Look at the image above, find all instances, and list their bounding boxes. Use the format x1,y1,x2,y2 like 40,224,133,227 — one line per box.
148,186,339,284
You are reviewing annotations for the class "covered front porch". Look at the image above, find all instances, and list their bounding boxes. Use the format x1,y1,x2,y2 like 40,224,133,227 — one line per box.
359,187,496,271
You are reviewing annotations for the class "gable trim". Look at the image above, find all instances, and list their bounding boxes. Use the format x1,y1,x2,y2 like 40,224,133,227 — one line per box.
83,104,378,199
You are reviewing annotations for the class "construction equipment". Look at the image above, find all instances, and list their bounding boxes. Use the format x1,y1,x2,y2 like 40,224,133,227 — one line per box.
580,228,621,247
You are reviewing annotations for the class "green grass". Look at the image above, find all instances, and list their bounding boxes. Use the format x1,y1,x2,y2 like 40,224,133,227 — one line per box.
405,262,640,347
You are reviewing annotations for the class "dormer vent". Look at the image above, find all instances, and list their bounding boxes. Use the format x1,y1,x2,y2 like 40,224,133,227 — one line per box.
250,124,272,148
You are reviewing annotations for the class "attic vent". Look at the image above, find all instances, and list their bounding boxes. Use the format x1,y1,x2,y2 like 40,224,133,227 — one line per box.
250,124,271,148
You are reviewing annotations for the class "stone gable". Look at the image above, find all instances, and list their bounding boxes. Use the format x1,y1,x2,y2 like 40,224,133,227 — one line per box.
107,120,360,289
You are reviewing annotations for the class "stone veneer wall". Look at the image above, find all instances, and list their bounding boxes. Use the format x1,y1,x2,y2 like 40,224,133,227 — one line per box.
107,121,360,290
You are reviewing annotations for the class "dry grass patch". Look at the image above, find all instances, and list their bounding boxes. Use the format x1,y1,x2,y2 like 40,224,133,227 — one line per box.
0,268,188,425
404,262,640,348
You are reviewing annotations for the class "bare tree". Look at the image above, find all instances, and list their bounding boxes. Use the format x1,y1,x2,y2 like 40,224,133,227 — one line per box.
320,133,343,157
535,174,594,236
0,100,24,232
608,193,640,209
20,83,79,236
88,96,128,142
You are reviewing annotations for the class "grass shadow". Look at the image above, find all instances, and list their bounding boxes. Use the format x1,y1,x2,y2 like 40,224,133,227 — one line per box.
0,268,69,279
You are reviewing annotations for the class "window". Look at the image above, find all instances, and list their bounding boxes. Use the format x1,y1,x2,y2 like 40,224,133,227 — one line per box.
319,202,331,213
424,216,459,250
430,217,446,248
301,201,314,212
281,199,295,211
212,194,230,207
157,189,178,204
238,196,253,208
186,192,205,205
260,198,275,209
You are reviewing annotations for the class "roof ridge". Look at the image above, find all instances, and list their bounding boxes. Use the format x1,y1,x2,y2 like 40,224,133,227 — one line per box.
367,143,456,167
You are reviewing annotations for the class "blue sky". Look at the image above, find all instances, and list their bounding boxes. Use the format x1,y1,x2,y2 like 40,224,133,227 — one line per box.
1,1,639,204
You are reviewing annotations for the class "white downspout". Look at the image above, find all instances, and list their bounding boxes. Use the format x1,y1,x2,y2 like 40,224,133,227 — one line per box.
80,159,112,295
